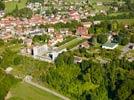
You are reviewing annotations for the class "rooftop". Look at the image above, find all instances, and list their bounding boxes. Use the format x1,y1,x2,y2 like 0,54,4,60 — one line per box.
102,42,118,48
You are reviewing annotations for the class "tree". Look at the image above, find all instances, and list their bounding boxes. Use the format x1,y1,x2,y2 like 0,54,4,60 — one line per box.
28,0,44,3
55,52,74,67
0,1,5,10
80,60,91,73
32,35,50,44
0,69,18,100
97,34,107,44
0,39,4,46
13,56,21,65
88,25,95,34
12,7,33,18
12,5,19,17
120,37,129,45
112,20,118,31
117,79,134,100
10,38,23,44
130,34,134,43
90,63,104,85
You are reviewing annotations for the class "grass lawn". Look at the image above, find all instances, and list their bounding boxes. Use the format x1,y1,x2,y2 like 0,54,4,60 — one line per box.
116,18,134,25
56,36,76,47
108,12,129,16
93,0,113,2
9,82,61,100
93,5,110,10
59,37,85,50
5,0,27,13
101,18,134,25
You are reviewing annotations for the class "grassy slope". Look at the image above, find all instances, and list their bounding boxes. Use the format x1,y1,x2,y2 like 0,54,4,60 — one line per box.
9,82,61,100
5,0,28,13
59,37,85,49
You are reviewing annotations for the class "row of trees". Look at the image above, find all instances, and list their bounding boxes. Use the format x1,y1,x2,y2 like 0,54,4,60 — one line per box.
32,34,50,44
88,20,119,34
39,20,81,32
10,7,33,19
89,12,134,21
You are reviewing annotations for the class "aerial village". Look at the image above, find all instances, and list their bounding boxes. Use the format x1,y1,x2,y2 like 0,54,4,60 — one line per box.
0,0,134,100
0,0,134,63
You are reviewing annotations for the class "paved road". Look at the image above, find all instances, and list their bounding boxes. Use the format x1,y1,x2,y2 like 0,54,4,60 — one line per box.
24,77,70,100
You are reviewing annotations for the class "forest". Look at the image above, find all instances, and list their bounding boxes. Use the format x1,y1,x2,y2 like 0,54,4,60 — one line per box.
40,50,134,100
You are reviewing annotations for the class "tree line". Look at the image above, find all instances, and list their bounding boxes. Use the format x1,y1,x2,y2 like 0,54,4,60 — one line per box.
39,50,134,100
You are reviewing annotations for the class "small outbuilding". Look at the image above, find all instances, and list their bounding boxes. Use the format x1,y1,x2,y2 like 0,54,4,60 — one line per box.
102,42,118,49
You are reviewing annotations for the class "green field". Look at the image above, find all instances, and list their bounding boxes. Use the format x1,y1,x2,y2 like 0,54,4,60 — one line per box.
109,12,129,17
59,37,85,49
117,18,134,25
100,18,134,25
56,36,76,47
92,0,114,2
9,82,61,100
5,0,27,13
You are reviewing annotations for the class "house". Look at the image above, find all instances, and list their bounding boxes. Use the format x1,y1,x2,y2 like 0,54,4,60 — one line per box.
60,28,69,34
82,22,92,28
69,10,80,20
5,67,13,74
0,33,13,41
76,26,88,35
48,27,55,33
97,2,103,6
74,56,82,64
80,34,91,39
124,24,129,28
29,29,43,37
54,33,63,42
76,26,91,39
29,15,44,26
93,21,101,25
79,41,90,48
89,12,96,17
21,47,33,55
50,18,58,24
24,38,32,47
100,10,107,15
32,44,48,56
102,42,118,49
0,10,5,18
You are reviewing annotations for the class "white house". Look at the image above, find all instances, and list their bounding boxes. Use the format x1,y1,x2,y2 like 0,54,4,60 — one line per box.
102,42,118,50
48,27,55,33
32,44,48,56
0,11,5,18
82,22,92,28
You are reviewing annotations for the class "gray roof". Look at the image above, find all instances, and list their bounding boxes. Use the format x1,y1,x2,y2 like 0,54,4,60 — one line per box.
102,42,117,48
